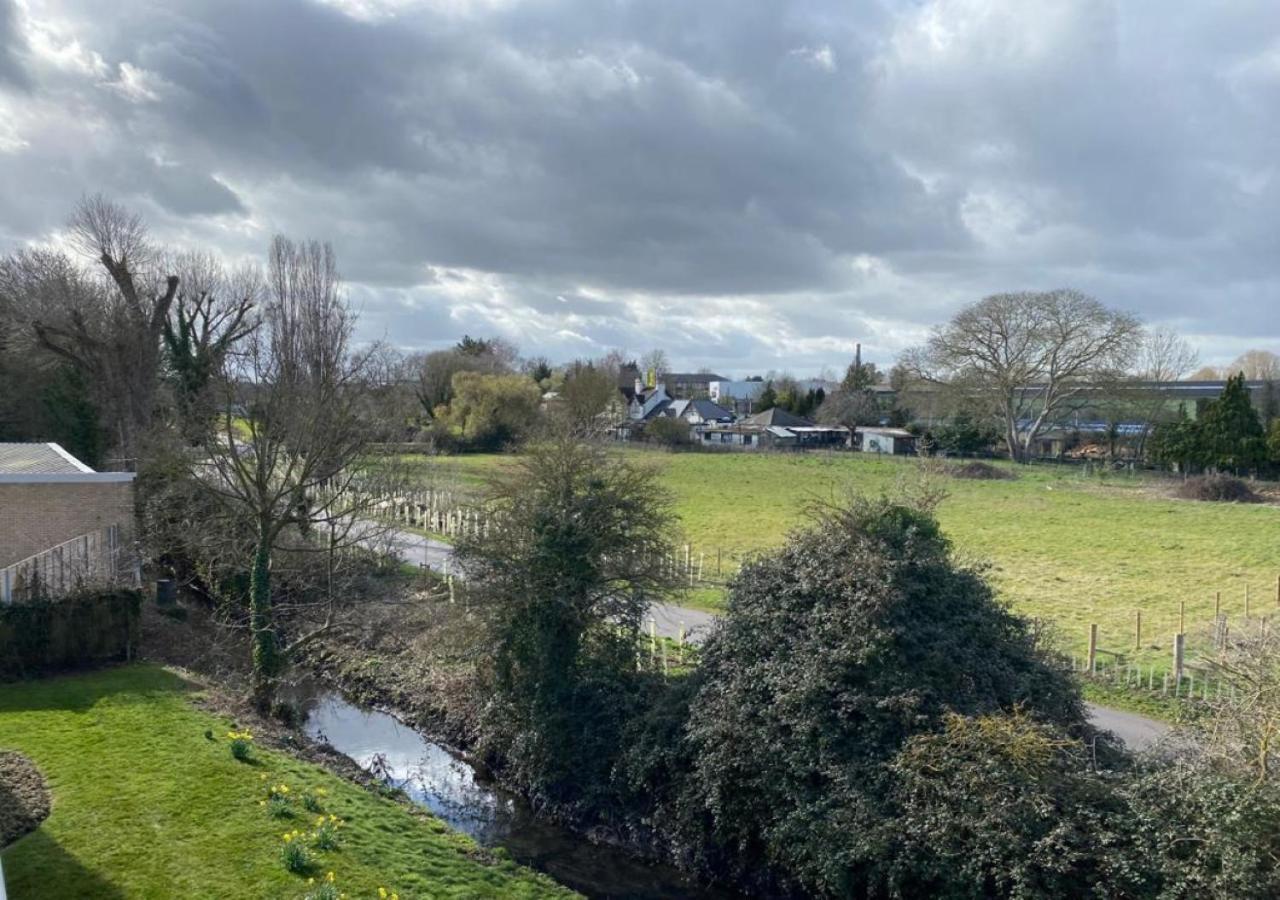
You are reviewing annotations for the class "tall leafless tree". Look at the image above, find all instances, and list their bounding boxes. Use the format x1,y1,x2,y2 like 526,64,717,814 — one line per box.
196,236,399,709
902,290,1141,462
16,196,179,457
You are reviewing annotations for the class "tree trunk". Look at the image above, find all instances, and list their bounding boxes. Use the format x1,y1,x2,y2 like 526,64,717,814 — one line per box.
249,532,276,713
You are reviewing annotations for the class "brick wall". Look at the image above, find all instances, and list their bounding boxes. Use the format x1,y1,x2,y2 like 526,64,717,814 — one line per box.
0,482,135,568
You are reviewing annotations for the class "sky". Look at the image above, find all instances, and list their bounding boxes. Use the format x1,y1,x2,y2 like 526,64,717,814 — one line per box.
0,0,1277,377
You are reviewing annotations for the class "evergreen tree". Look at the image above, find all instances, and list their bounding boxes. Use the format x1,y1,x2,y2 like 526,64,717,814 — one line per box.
1196,373,1266,472
756,381,777,412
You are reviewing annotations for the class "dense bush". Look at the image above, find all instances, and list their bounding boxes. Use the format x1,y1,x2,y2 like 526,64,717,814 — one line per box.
1173,474,1261,503
674,499,1085,895
644,415,693,447
933,412,1000,457
455,438,679,815
0,588,142,679
890,711,1142,898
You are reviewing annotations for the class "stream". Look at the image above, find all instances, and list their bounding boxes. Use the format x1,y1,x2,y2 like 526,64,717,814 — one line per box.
288,684,739,900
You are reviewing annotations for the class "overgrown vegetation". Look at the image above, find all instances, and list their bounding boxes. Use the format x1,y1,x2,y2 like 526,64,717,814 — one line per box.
1173,473,1261,503
951,460,1017,480
454,437,679,814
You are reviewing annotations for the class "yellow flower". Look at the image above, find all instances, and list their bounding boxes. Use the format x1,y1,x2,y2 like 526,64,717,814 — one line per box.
260,773,268,781
282,833,292,842
307,878,315,885
379,889,388,899
326,871,335,883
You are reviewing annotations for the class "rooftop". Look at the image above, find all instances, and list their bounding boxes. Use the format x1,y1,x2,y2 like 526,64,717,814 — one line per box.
0,442,93,475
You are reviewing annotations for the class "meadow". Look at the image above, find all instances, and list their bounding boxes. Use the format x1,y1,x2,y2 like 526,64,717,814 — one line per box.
0,665,574,899
400,449,1280,668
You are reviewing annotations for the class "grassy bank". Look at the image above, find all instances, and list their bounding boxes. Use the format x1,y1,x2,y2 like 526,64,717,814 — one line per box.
0,664,574,900
398,450,1280,668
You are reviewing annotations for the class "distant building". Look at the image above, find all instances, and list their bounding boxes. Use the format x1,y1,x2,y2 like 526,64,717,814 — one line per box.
698,408,849,450
854,426,916,455
709,379,836,415
663,373,728,400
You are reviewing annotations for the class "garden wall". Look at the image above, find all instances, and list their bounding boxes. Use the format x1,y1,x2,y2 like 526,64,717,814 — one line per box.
0,589,141,679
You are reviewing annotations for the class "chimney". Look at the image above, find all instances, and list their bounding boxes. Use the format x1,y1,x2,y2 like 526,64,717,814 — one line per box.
855,342,862,371
634,377,645,395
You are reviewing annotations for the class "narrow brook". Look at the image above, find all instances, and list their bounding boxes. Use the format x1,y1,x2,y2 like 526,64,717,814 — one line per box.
290,686,740,900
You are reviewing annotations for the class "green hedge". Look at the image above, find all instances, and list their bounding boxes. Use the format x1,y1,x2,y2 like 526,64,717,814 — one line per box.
0,589,142,679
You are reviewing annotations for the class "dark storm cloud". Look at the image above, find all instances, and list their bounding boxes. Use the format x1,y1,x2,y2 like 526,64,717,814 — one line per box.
0,0,1277,371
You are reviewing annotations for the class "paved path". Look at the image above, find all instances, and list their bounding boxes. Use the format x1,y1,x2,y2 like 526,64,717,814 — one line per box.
386,527,715,641
386,527,454,573
1085,702,1170,752
384,528,1169,751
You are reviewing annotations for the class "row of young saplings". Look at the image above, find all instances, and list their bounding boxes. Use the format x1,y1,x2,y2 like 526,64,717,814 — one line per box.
352,486,744,587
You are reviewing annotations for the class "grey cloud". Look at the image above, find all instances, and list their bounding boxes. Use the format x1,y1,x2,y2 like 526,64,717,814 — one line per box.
0,0,1277,374
0,0,27,88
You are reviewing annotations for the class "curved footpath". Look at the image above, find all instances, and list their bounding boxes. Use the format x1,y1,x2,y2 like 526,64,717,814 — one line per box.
388,528,1169,751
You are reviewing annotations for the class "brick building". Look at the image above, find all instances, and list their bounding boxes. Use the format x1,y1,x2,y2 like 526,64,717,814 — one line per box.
0,443,135,570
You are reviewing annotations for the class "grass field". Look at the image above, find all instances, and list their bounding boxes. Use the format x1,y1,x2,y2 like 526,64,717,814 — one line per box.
399,450,1280,668
0,665,573,900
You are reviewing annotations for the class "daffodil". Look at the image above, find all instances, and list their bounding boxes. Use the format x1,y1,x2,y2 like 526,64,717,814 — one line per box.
326,871,335,883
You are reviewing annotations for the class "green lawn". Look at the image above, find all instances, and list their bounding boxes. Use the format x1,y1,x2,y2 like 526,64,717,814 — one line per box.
398,450,1280,667
0,665,574,900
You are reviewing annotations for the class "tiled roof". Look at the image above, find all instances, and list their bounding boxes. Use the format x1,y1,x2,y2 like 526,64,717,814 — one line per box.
0,443,93,475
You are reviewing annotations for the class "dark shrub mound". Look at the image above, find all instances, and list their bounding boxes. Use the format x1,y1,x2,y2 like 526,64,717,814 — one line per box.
952,460,1016,480
0,751,51,847
677,498,1084,896
1174,475,1261,503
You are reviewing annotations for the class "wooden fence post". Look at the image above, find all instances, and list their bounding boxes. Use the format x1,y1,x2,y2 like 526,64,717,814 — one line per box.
1173,632,1185,683
1133,610,1142,650
1087,624,1098,673
1179,600,1185,634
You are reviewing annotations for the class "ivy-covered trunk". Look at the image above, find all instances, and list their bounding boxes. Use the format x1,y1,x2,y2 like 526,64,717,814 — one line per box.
249,531,276,713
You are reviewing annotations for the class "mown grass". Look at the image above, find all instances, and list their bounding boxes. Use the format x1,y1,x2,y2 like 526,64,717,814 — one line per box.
395,449,1280,668
0,664,575,900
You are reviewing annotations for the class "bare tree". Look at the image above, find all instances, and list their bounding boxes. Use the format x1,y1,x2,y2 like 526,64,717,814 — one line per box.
1129,327,1200,455
902,290,1141,462
19,196,179,456
1189,365,1224,381
1227,349,1280,382
555,360,618,434
196,236,398,709
639,348,670,383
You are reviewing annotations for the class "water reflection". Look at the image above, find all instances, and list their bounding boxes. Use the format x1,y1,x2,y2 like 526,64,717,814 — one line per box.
292,687,738,900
